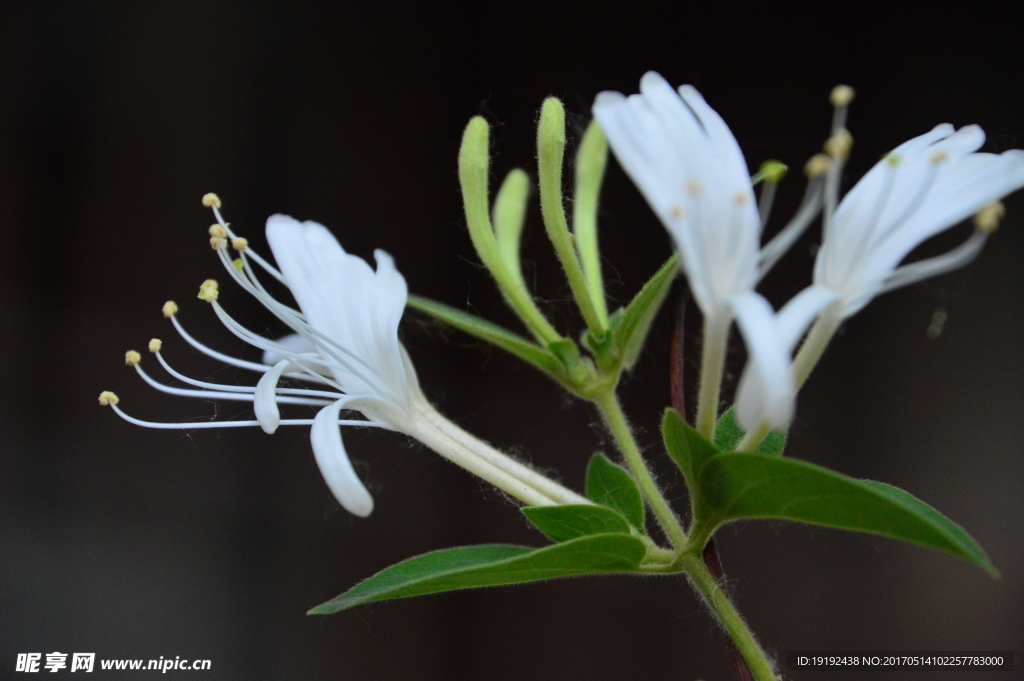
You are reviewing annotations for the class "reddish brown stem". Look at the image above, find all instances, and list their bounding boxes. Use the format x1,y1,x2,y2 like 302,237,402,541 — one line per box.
671,290,754,681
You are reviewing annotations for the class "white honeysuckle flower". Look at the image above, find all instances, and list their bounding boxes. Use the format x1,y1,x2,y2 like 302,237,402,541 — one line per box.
816,123,1024,318
102,200,590,516
594,72,825,430
592,71,823,320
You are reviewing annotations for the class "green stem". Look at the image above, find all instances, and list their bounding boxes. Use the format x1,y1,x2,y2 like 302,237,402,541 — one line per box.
680,554,779,681
695,312,732,440
593,390,688,548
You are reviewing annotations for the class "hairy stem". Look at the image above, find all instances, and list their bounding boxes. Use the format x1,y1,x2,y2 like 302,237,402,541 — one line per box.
681,554,779,681
593,390,687,548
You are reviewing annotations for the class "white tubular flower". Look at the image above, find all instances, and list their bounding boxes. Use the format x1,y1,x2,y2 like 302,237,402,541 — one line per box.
816,124,1024,318
594,72,822,432
103,206,592,517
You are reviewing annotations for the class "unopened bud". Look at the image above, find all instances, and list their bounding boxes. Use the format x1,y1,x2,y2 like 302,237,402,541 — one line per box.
974,201,1005,234
830,85,855,107
201,193,222,208
125,350,142,366
804,154,831,177
99,391,119,406
148,338,162,353
824,128,853,161
197,279,219,303
162,300,179,318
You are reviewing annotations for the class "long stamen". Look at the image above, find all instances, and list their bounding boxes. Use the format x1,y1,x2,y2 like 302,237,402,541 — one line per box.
752,160,787,228
758,166,826,280
152,348,340,398
829,85,855,134
168,307,272,374
105,400,386,430
205,198,288,284
129,359,334,407
880,228,990,294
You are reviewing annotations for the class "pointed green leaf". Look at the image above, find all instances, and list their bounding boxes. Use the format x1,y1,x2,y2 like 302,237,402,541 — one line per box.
662,408,719,493
698,452,997,576
309,533,647,614
714,408,787,455
407,295,562,377
522,504,633,542
612,253,679,370
585,452,646,530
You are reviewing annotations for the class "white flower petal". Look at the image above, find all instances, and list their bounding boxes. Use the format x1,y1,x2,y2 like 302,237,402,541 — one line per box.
253,360,291,434
265,215,409,407
732,287,840,433
594,73,760,318
726,292,794,431
311,400,374,518
262,333,316,366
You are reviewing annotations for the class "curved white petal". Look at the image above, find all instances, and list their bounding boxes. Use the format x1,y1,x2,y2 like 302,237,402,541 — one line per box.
311,400,374,518
253,359,292,434
732,286,840,432
725,292,793,431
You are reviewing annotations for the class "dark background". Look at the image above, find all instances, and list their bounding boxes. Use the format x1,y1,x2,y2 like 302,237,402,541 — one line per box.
2,2,1023,680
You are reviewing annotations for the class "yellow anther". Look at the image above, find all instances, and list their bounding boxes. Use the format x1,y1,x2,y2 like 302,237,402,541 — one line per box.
125,350,142,366
757,160,788,183
930,149,949,165
162,300,179,318
231,237,248,251
804,153,831,177
973,201,1005,234
148,338,162,353
99,391,119,406
210,236,227,250
824,129,853,161
201,193,222,209
197,279,219,303
830,85,855,107
209,224,227,238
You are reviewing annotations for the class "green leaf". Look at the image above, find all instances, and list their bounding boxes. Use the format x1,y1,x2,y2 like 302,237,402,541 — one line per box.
698,452,997,577
611,253,679,370
714,408,787,456
585,452,646,530
662,408,719,494
523,504,633,542
407,295,562,377
309,534,647,614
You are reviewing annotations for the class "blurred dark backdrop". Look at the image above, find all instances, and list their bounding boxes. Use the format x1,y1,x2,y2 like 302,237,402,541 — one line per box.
1,2,1022,680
